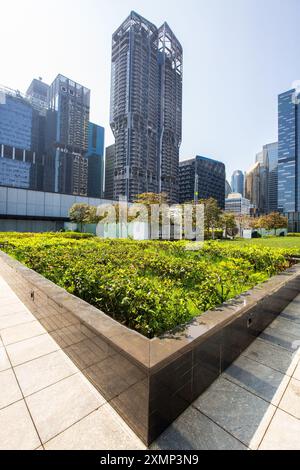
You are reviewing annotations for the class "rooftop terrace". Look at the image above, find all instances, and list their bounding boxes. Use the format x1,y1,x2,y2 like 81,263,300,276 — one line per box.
0,274,299,450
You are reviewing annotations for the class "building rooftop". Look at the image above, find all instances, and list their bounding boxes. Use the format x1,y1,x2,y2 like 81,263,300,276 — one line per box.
0,274,299,450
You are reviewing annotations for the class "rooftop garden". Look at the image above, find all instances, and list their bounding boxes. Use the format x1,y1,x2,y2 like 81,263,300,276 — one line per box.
0,232,297,338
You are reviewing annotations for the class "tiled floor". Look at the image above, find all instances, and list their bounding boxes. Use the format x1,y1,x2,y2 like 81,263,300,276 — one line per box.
0,274,300,450
0,275,145,450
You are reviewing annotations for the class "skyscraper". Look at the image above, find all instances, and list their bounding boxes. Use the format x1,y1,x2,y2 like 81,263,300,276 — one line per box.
47,74,91,195
109,11,182,203
231,170,244,196
179,156,226,209
104,144,115,200
86,122,105,198
278,89,300,214
264,142,278,213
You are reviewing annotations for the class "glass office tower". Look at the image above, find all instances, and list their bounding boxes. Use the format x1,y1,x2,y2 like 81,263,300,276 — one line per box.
47,75,91,195
231,170,244,196
278,89,300,213
86,122,105,198
264,142,278,213
0,87,32,150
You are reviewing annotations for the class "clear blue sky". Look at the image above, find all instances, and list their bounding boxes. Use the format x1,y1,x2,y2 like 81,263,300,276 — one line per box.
2,0,300,179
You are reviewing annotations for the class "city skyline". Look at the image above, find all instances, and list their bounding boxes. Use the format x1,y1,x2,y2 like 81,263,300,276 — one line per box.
2,0,300,179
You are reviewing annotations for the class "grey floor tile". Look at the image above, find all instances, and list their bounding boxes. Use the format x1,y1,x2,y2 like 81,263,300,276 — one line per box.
0,400,40,450
242,338,298,375
151,407,247,450
6,333,60,366
14,350,78,397
26,373,106,443
259,409,300,450
1,321,46,346
45,404,145,450
279,377,300,419
223,355,290,405
0,369,22,409
259,326,300,352
266,316,300,339
0,311,34,330
193,377,276,449
0,346,11,372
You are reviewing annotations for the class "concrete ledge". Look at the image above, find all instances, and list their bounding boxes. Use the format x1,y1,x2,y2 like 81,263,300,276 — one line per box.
1,250,300,445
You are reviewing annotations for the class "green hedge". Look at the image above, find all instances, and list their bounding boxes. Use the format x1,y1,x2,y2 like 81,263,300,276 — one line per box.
0,233,291,338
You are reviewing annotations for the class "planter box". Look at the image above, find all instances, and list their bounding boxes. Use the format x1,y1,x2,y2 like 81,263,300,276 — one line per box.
0,250,300,445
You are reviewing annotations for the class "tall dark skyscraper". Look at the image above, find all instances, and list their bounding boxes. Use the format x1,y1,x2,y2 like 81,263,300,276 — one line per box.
104,144,115,200
179,156,226,209
109,11,182,203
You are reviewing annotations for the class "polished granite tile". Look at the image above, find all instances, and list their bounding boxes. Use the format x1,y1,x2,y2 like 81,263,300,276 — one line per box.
151,407,247,450
223,355,289,405
193,377,276,448
242,338,298,376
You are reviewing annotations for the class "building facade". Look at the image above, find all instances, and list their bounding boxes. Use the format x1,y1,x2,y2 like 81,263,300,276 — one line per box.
278,89,300,214
264,142,278,213
225,192,250,215
104,144,115,200
179,155,226,209
109,11,182,203
46,75,91,196
231,170,244,196
86,122,105,198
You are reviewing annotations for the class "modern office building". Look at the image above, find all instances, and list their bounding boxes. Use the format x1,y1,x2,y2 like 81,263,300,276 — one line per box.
26,79,49,116
104,144,115,200
278,89,300,216
179,155,226,209
264,142,278,213
231,170,244,196
86,122,105,198
110,11,182,203
225,192,250,215
244,162,261,214
0,86,32,150
46,74,91,196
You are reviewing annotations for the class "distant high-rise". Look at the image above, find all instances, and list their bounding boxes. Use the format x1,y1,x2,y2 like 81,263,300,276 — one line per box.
26,79,49,116
47,74,91,195
278,89,300,214
104,144,115,200
231,170,244,196
109,11,182,203
225,180,232,198
225,193,250,215
86,122,105,198
179,156,226,209
264,142,278,213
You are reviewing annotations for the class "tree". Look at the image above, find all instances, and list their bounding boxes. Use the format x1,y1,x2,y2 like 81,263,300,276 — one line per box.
262,212,287,234
221,213,238,238
69,203,90,232
133,192,169,205
199,198,222,239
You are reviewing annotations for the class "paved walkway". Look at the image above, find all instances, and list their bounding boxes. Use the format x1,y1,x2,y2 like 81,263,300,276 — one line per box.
0,274,300,450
